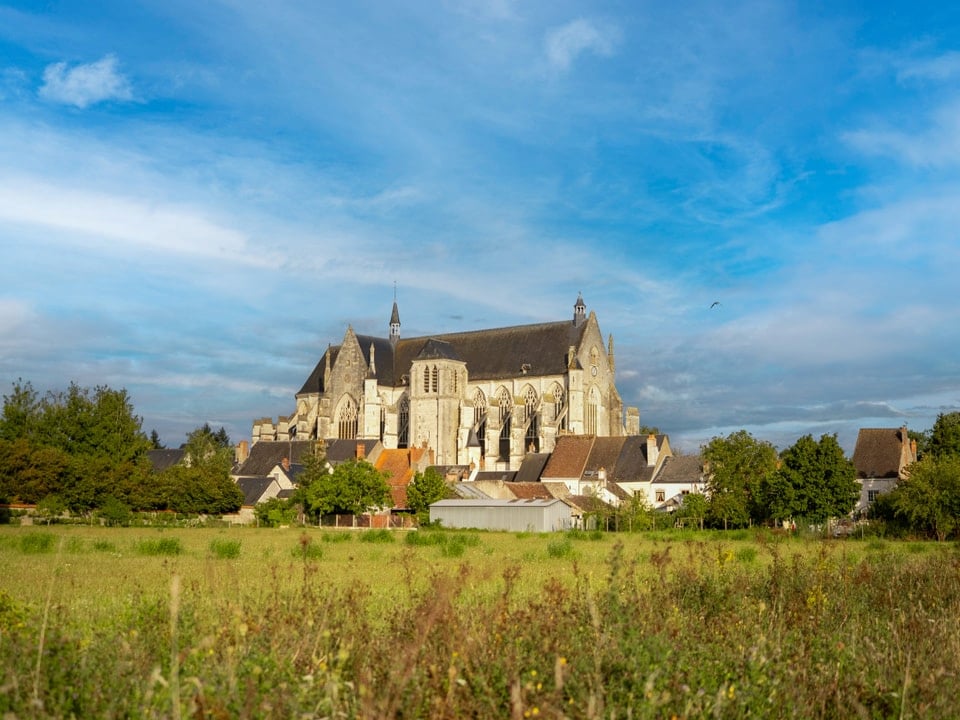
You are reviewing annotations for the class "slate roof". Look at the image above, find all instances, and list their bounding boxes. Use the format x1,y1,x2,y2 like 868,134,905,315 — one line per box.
299,317,590,393
581,436,625,481
503,482,555,500
610,435,664,484
429,465,473,482
236,476,276,506
147,448,186,473
473,470,517,483
323,438,380,464
236,440,317,476
514,453,551,483
654,455,704,484
852,428,912,479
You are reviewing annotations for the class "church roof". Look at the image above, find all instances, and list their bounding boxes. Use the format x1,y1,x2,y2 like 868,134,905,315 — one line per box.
416,338,462,361
298,317,591,393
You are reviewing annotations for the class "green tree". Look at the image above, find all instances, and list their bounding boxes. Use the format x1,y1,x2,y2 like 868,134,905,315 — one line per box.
153,425,242,515
254,497,297,527
406,468,451,525
0,439,69,503
301,459,391,519
290,444,330,524
702,430,778,529
928,412,960,460
0,379,41,442
35,384,151,463
773,434,858,523
149,429,164,449
888,454,960,541
35,494,67,524
676,492,708,530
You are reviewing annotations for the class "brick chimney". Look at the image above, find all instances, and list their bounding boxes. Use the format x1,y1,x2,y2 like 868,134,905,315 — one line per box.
281,456,290,472
356,442,365,460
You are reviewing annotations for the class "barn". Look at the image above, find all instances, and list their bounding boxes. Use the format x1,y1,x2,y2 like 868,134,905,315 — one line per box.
429,498,572,532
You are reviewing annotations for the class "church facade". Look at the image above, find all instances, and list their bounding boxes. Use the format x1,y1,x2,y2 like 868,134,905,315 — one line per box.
252,294,640,470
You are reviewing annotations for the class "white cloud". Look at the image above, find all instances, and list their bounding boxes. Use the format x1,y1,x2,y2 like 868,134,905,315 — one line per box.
896,50,960,83
39,54,132,108
544,18,618,71
0,174,270,267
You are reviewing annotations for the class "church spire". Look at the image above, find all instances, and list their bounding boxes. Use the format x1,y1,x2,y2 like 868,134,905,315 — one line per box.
573,292,586,327
389,296,401,345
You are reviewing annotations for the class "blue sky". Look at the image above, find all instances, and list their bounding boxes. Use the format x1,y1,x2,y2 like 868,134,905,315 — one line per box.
2,1,959,453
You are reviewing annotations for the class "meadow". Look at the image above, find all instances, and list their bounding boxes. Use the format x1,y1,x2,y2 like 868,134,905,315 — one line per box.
1,525,959,718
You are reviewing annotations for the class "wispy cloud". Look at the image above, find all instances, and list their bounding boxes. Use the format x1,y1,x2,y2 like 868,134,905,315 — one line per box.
38,54,132,108
896,50,960,83
544,18,619,71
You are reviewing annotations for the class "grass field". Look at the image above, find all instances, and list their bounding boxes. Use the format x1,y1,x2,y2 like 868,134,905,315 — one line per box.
2,525,959,718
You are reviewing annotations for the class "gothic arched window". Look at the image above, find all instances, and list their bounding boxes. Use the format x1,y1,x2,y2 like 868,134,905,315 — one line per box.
398,395,409,449
337,396,358,439
523,386,539,452
431,365,439,393
497,387,512,461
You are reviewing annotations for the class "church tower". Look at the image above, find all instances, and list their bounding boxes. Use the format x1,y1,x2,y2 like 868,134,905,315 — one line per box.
574,292,586,327
389,300,400,345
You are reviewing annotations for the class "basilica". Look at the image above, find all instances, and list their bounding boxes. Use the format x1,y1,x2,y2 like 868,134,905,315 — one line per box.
251,294,640,470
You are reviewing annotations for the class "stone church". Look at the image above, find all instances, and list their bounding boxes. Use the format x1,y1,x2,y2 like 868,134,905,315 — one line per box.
252,294,640,470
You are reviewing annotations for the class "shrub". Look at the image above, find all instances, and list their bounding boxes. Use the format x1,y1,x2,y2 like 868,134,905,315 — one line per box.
135,537,183,556
209,538,242,559
293,534,323,560
358,529,394,544
20,531,57,554
92,539,116,553
321,531,353,543
546,536,574,558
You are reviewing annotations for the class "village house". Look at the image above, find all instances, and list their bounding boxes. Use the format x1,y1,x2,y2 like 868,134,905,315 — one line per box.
851,426,918,514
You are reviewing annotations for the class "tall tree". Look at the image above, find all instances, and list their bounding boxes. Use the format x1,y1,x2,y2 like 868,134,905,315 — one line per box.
301,459,391,519
0,379,41,442
702,430,778,528
928,412,960,460
888,454,960,541
406,467,451,525
773,434,858,522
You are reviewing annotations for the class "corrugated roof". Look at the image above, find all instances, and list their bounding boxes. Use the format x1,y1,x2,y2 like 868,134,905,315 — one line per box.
431,498,562,508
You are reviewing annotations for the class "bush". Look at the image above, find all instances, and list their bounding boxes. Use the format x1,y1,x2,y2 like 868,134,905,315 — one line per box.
293,534,323,560
321,531,353,543
546,536,574,558
135,537,183,556
92,539,116,553
20,531,57,554
209,538,242,559
358,529,394,544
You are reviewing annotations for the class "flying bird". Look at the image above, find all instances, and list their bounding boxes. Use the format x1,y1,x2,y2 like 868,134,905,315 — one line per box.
710,301,721,308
